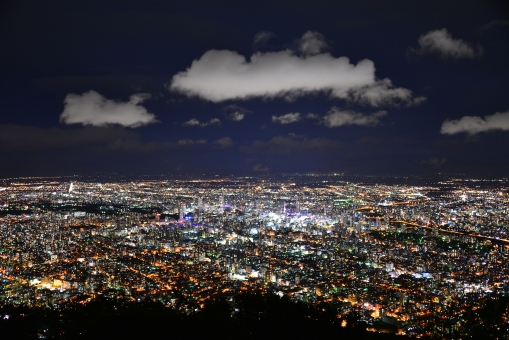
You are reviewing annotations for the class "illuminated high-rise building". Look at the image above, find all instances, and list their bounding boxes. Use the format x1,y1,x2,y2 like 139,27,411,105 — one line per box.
179,206,184,223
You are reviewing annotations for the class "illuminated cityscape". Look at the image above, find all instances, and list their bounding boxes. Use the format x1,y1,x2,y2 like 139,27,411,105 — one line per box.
0,174,508,338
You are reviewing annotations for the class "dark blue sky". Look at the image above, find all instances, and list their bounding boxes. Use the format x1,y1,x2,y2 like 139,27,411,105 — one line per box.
1,0,508,177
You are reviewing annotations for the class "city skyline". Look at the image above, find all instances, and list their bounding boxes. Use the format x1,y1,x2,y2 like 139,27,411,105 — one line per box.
0,0,508,178
0,174,508,338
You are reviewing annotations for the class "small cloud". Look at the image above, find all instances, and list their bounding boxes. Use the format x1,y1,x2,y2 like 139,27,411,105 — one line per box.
349,78,426,107
178,139,207,145
440,110,509,135
214,137,234,149
413,28,482,59
306,113,319,119
208,118,221,126
183,118,221,127
223,104,251,121
253,31,276,48
183,118,200,126
272,112,301,124
60,90,158,128
482,20,509,31
253,163,269,172
298,31,329,56
321,107,387,128
227,111,245,121
421,157,447,167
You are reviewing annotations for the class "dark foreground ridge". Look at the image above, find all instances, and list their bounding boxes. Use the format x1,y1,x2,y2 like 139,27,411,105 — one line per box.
0,292,407,340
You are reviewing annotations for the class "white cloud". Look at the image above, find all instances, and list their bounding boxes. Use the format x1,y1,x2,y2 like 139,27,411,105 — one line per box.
253,31,276,47
227,112,245,121
183,118,200,126
306,113,319,119
417,28,482,59
183,118,221,127
214,137,234,149
169,32,422,107
60,90,157,128
321,107,387,128
299,31,329,56
178,139,207,145
223,104,251,121
349,78,426,107
253,164,269,172
207,118,221,126
169,49,373,102
440,110,509,135
272,112,301,124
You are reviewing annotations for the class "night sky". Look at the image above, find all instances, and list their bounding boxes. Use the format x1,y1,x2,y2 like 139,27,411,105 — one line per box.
1,0,508,178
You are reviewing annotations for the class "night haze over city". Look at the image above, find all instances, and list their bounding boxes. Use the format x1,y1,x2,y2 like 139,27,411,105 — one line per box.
1,1,509,339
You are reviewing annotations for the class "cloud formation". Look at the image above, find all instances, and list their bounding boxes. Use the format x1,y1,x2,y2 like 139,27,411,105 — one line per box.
183,118,221,127
214,137,234,149
272,112,301,124
416,28,482,59
349,78,426,107
223,104,250,121
253,31,276,48
320,107,387,128
482,20,509,31
169,32,422,106
440,110,509,135
298,31,329,56
60,90,158,127
182,118,200,126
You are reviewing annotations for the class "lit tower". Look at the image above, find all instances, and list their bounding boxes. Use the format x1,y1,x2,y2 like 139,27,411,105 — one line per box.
179,206,184,223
